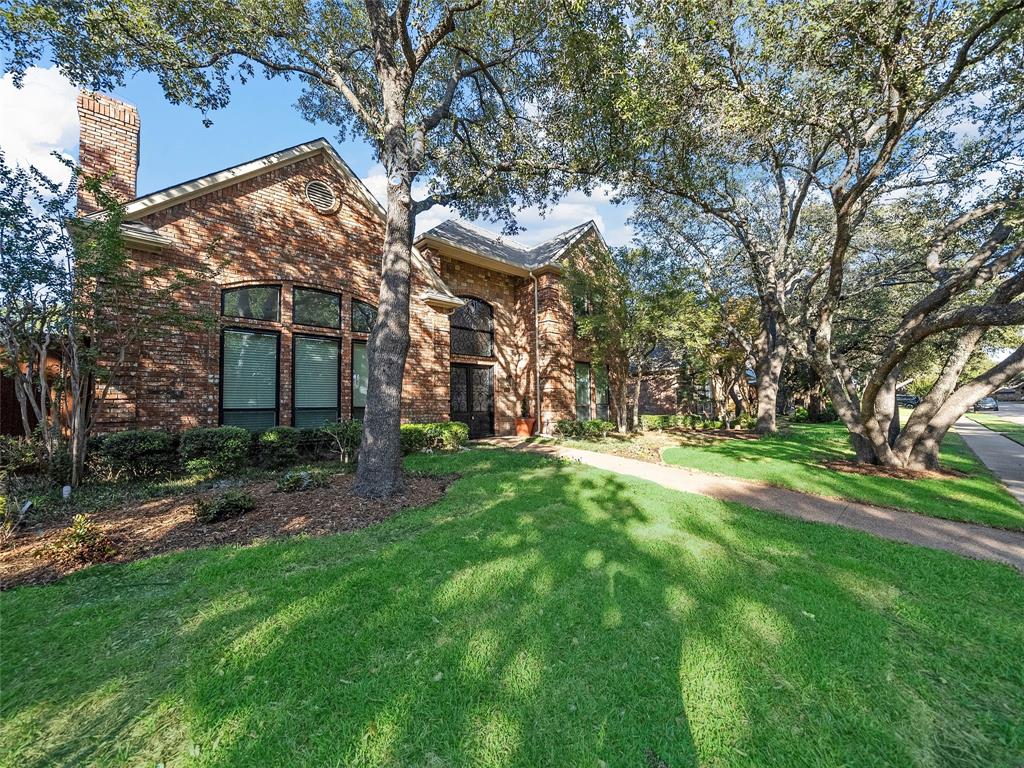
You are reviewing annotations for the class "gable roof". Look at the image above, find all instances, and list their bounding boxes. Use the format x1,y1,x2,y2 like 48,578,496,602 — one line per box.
90,138,461,308
416,219,605,275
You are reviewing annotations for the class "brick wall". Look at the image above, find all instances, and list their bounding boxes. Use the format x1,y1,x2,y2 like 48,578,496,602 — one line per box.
94,152,450,433
80,92,587,438
76,92,139,214
436,255,536,434
536,271,577,432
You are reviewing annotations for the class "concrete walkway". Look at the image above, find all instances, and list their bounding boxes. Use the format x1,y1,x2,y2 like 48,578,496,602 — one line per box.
501,440,1024,572
955,417,1024,506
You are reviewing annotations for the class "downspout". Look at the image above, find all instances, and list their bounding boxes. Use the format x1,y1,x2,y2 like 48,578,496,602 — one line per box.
530,271,542,435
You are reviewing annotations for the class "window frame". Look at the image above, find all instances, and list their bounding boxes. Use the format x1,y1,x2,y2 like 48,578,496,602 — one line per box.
291,332,342,429
450,295,495,359
292,286,342,330
219,326,281,429
220,284,282,322
351,298,378,335
351,340,368,420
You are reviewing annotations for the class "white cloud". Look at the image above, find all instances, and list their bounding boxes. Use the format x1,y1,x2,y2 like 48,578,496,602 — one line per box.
360,165,635,248
0,66,78,183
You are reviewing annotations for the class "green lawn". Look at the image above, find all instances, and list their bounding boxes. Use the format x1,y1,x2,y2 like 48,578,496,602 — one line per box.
654,422,1023,529
3,449,1023,767
966,412,1024,446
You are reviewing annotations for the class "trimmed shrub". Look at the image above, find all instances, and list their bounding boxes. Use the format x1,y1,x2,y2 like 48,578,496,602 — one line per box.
320,420,363,463
38,514,117,565
400,422,469,454
555,419,584,438
179,426,253,473
257,426,300,468
96,429,178,478
275,468,331,493
194,490,256,524
640,414,673,431
791,406,810,423
583,419,615,438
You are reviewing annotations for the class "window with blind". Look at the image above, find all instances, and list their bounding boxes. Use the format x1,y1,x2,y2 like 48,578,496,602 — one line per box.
221,329,278,429
450,297,494,357
293,336,339,428
575,362,591,421
595,366,610,420
352,342,368,420
293,287,340,329
352,300,377,334
222,285,280,321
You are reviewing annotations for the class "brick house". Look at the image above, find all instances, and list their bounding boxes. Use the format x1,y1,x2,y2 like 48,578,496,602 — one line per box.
76,91,610,439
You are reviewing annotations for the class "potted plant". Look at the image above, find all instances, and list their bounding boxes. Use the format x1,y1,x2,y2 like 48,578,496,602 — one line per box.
515,396,535,437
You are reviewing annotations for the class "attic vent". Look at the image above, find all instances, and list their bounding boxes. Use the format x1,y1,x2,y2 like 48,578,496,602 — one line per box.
305,180,337,213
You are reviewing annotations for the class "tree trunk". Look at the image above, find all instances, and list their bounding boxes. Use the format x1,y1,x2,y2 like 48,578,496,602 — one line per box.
754,317,788,434
632,367,644,430
353,175,414,499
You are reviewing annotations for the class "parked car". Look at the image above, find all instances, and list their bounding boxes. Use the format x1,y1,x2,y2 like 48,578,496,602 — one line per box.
895,394,921,408
972,397,999,412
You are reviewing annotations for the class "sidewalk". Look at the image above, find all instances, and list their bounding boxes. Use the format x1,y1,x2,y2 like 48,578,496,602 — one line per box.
954,417,1024,506
495,439,1024,572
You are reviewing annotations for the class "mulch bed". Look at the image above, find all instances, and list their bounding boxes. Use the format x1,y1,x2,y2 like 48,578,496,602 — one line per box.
822,460,965,480
1,471,455,590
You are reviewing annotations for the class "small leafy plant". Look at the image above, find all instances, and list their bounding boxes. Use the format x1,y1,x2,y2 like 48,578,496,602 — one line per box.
275,468,331,493
38,514,118,566
194,490,257,524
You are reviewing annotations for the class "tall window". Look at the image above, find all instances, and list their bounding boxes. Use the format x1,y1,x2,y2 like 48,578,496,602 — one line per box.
352,299,377,333
352,342,368,419
293,336,339,428
222,285,280,321
293,287,340,329
575,362,591,421
595,367,610,420
221,329,278,429
451,297,494,357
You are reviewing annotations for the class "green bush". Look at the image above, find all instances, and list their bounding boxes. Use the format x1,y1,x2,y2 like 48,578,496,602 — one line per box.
194,490,257,524
179,426,253,473
38,514,117,565
319,420,363,462
275,468,331,493
400,422,469,454
0,435,37,475
583,419,615,438
640,414,672,431
257,426,300,468
791,406,810,423
96,429,178,478
737,413,757,430
297,427,334,460
555,419,584,438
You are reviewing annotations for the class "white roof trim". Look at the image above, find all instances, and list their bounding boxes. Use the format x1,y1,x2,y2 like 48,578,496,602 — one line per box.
115,138,458,304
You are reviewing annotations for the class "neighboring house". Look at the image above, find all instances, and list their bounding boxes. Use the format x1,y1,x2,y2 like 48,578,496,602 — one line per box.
76,92,610,439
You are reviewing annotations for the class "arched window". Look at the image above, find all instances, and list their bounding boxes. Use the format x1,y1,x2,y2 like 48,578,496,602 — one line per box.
450,297,494,357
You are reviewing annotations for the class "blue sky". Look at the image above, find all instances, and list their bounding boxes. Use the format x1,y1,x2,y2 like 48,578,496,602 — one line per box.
0,65,636,247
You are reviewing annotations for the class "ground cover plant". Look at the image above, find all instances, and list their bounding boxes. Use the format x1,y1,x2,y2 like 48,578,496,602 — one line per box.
2,449,1022,767
658,422,1023,528
966,412,1024,447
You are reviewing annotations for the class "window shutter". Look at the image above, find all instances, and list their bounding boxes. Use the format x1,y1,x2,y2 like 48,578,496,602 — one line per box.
223,330,277,409
294,337,338,427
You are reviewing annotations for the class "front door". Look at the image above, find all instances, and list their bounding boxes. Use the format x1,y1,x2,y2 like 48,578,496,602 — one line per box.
450,364,494,439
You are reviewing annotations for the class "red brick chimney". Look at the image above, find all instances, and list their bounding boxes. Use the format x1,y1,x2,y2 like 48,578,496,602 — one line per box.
76,91,140,215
